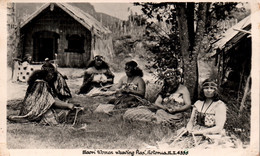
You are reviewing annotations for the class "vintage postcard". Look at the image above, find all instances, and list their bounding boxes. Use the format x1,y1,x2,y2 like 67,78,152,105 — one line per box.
1,0,259,156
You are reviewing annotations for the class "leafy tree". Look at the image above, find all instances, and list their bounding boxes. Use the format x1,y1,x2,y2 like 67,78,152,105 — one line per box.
128,11,147,26
135,2,244,101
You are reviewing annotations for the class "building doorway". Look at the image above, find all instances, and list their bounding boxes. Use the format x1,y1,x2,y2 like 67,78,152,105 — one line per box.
33,31,59,62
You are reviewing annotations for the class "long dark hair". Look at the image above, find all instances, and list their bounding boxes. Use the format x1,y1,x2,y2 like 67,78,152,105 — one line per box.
27,70,57,86
88,59,110,70
159,69,180,98
125,61,143,77
199,78,220,102
26,70,57,95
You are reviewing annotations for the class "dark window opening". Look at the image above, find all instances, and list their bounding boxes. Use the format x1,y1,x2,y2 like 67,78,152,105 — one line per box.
65,34,85,53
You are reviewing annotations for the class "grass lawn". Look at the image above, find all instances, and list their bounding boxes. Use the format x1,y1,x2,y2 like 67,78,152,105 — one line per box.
6,68,250,150
7,94,176,149
7,67,173,149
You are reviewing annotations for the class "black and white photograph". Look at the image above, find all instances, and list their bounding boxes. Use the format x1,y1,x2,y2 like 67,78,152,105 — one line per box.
1,1,259,156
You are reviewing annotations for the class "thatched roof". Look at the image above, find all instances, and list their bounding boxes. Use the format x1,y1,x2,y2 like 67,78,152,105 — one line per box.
20,3,111,37
209,15,251,57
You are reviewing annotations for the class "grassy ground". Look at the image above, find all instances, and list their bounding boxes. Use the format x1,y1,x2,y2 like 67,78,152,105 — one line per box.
7,95,175,149
6,67,250,149
221,88,251,144
7,67,171,149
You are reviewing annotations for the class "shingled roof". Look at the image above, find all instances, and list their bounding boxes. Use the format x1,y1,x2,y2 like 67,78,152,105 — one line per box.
20,3,111,37
208,15,251,57
214,15,251,50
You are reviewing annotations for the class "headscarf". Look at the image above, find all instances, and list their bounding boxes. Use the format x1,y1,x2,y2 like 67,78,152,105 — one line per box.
202,81,218,91
160,69,180,98
88,55,109,70
94,55,104,62
163,69,178,79
41,58,56,72
199,78,220,101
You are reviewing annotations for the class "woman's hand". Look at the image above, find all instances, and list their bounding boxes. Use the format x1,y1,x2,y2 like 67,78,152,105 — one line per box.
186,122,194,132
115,88,124,94
92,79,99,83
166,105,181,113
186,127,192,133
101,79,107,83
92,74,102,83
191,130,204,135
107,78,113,82
154,95,168,110
121,87,131,94
167,107,178,113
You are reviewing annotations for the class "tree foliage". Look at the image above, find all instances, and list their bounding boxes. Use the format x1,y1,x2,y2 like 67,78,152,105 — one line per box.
135,2,244,70
135,3,181,70
135,2,251,143
134,2,248,85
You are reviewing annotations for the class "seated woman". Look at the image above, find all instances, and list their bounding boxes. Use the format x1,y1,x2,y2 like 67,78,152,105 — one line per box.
41,58,72,100
17,54,35,82
94,61,149,114
186,78,227,135
153,69,191,124
77,55,114,95
109,60,149,109
123,69,191,126
7,70,83,126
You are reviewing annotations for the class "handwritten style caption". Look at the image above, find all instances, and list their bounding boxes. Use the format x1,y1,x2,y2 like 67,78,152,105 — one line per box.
82,149,189,155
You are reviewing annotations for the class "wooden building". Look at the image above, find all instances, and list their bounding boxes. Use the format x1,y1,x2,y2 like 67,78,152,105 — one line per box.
202,15,251,89
19,3,113,67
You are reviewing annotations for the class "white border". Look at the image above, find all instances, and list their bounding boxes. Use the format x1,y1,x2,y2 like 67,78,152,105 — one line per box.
1,1,259,156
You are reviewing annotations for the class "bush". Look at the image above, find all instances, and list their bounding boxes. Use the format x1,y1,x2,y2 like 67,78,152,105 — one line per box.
221,88,251,144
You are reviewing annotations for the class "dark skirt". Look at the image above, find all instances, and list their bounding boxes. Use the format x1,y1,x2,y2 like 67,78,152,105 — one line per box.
78,73,113,94
94,93,150,115
111,93,150,109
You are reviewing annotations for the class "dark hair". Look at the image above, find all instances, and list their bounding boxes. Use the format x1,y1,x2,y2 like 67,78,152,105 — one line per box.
163,69,179,79
163,56,178,69
125,61,138,68
157,69,180,98
41,62,55,72
199,78,220,101
22,54,32,63
26,70,57,95
125,61,143,77
88,59,110,70
94,55,104,61
27,70,57,86
160,81,179,99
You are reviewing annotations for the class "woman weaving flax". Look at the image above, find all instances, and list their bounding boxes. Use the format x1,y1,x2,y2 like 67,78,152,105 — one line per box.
8,69,84,126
